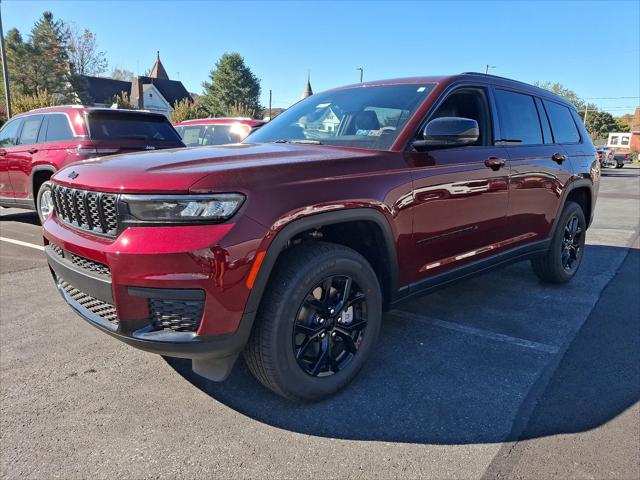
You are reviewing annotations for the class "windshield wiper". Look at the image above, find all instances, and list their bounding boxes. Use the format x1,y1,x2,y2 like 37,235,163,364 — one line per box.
271,139,322,145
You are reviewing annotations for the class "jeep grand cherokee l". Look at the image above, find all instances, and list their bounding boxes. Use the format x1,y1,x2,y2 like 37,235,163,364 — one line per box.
42,73,599,401
0,106,184,223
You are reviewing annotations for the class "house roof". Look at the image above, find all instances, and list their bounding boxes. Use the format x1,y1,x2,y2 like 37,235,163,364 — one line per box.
135,76,192,106
81,75,131,104
149,51,169,80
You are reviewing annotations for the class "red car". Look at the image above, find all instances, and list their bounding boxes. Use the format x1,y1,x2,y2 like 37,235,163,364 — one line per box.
0,106,184,223
174,118,265,146
43,73,598,401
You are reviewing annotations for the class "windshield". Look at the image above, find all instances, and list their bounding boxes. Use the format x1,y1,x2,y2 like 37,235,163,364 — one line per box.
176,123,252,146
246,83,435,150
87,111,182,143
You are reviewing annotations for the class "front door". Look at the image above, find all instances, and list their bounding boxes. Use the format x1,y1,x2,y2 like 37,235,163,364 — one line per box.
0,117,23,202
8,114,44,202
407,86,511,284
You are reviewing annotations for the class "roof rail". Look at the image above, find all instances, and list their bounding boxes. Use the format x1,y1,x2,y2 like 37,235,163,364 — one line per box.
460,72,537,88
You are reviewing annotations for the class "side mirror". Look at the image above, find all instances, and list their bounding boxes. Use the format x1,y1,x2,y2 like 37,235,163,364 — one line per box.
413,117,479,148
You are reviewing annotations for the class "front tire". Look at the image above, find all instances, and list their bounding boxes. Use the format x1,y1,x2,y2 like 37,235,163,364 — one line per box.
531,201,586,283
36,181,54,224
244,242,382,401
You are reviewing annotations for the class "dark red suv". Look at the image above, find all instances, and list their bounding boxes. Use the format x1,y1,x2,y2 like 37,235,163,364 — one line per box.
42,73,599,401
0,106,184,223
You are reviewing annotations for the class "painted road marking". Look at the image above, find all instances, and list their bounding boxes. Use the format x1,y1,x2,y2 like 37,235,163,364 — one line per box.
0,237,45,252
388,309,560,354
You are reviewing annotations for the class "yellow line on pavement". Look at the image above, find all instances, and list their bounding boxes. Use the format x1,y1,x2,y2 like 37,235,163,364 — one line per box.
0,237,45,251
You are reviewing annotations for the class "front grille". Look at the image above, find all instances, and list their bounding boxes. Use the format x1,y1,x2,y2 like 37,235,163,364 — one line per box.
51,185,118,237
149,299,204,332
58,279,119,326
69,253,111,277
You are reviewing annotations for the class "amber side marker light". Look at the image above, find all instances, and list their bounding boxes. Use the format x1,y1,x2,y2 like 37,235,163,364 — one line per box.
246,251,266,289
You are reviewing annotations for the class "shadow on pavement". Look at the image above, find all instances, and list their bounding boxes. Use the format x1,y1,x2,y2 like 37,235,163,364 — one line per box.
165,246,639,445
0,210,40,226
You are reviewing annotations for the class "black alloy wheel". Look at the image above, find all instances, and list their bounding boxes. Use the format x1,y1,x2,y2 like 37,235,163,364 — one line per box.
293,275,368,377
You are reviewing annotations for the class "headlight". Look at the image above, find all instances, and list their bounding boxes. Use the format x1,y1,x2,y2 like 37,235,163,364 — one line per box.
120,193,245,224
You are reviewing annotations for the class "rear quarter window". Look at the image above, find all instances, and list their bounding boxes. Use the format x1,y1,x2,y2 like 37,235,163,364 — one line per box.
494,89,543,145
45,114,75,142
543,100,581,143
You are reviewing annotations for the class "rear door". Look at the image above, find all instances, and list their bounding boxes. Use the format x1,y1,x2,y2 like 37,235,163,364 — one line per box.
0,117,23,201
8,115,44,202
493,88,574,243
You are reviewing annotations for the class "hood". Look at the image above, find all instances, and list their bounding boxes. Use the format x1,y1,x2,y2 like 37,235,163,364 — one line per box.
52,142,378,194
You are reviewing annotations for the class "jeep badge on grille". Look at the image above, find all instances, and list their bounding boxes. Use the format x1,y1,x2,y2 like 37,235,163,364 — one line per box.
68,171,79,179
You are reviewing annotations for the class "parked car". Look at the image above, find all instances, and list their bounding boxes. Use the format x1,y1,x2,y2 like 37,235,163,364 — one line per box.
596,147,614,166
611,151,633,168
0,106,185,223
43,73,598,401
174,118,265,146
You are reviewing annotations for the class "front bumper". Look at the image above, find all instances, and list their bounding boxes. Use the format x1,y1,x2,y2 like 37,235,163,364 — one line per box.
43,213,266,360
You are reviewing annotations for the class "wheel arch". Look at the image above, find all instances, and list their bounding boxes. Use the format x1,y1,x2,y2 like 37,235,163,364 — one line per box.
242,208,400,319
31,166,56,206
554,179,595,232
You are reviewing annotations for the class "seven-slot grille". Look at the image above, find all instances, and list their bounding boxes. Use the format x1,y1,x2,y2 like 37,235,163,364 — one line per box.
58,279,119,326
51,184,118,236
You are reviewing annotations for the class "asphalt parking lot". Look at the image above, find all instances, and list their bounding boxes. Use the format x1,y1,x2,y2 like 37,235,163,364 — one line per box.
1,167,639,479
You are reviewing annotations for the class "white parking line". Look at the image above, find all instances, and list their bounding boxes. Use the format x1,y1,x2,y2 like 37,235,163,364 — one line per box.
388,309,560,354
0,237,45,252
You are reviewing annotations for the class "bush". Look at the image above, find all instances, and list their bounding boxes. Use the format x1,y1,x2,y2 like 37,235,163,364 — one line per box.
10,89,59,115
170,97,208,124
107,91,135,109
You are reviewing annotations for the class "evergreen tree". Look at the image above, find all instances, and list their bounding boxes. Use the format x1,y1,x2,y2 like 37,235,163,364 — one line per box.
201,53,261,118
29,11,70,99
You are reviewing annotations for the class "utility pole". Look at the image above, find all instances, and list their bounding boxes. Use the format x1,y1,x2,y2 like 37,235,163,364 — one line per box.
0,1,11,119
583,105,589,123
356,67,363,83
484,64,496,75
268,89,272,120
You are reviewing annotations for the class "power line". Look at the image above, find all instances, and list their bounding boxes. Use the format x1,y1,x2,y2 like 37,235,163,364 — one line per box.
584,96,640,100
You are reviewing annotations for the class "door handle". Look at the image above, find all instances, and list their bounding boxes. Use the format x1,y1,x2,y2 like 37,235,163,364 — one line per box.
484,157,506,171
552,153,567,164
28,148,38,154
0,149,6,157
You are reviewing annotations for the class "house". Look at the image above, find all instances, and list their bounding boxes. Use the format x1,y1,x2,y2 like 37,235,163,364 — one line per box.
607,107,640,152
75,52,191,118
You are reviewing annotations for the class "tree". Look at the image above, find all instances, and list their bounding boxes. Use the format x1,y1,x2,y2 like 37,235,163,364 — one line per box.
108,91,135,109
111,68,134,81
66,24,107,76
4,28,36,96
585,110,619,139
170,97,208,123
29,11,71,100
201,53,261,117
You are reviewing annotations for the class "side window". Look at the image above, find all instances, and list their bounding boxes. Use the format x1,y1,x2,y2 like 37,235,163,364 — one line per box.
0,118,23,147
543,100,580,143
428,87,492,146
18,115,43,145
494,89,543,145
45,114,74,142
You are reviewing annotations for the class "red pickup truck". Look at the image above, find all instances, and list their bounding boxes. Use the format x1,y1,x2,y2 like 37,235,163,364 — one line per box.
43,73,598,401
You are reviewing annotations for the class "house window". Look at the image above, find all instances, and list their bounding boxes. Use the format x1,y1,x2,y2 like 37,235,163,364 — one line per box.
610,136,619,145
621,136,629,146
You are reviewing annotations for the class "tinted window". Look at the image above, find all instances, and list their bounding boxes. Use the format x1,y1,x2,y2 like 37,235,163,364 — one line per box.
18,115,43,145
544,101,580,143
494,89,542,145
0,118,23,147
87,112,182,142
534,97,553,144
429,88,492,146
248,83,435,150
45,114,74,142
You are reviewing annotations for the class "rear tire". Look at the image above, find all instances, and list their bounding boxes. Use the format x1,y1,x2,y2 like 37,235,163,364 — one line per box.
36,181,54,225
616,162,624,169
531,201,586,284
244,241,382,401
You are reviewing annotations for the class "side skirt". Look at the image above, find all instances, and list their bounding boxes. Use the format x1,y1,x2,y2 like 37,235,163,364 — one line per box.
390,239,550,307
